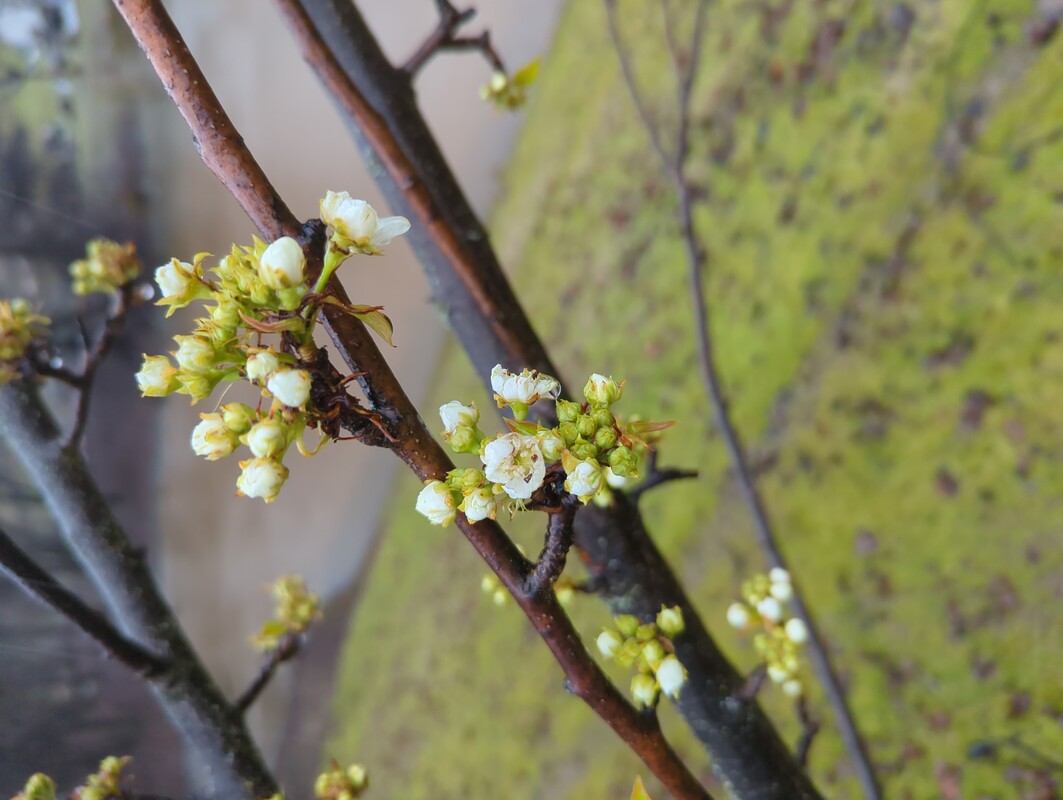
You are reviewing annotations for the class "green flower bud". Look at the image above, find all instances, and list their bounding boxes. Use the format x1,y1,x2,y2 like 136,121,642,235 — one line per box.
596,629,623,659
615,636,644,668
558,421,579,446
449,425,480,454
584,373,624,406
246,417,289,458
221,402,257,434
576,414,598,439
537,429,566,462
592,407,614,428
448,468,486,492
608,445,639,477
21,774,56,800
630,673,659,708
594,426,617,450
639,639,666,671
615,614,640,638
636,623,658,641
657,605,685,637
173,334,217,374
556,399,581,423
569,439,598,461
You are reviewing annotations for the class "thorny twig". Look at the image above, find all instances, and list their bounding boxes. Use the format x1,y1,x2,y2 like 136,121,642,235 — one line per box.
605,1,882,798
117,3,712,796
403,0,505,79
0,524,168,677
233,632,303,716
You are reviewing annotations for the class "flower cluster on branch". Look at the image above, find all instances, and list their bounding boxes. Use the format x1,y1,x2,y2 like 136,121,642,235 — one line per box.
597,606,688,707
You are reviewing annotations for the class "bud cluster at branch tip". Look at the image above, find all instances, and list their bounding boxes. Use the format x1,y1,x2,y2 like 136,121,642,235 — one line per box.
727,568,808,697
315,761,369,800
416,364,674,528
480,58,540,110
597,606,688,707
136,192,410,502
69,238,142,296
254,574,322,651
0,298,49,385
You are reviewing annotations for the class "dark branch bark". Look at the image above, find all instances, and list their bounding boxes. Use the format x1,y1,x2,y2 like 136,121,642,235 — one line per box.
401,2,502,79
286,2,823,796
118,4,711,796
524,496,577,596
0,379,276,799
233,633,303,717
0,524,167,677
606,2,881,798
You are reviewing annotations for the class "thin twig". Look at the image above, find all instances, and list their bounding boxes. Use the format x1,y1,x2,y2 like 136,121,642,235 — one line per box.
233,633,303,716
403,2,502,78
630,451,698,501
121,4,712,796
795,695,821,769
524,495,577,596
606,3,882,798
0,524,168,677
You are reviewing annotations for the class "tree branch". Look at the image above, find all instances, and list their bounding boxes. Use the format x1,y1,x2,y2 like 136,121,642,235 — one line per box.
116,4,711,796
0,524,167,677
402,2,504,78
233,632,303,717
0,379,276,799
606,2,881,798
281,2,824,796
524,495,578,596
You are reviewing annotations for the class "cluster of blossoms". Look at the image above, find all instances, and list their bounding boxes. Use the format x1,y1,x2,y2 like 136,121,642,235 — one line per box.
416,366,672,526
314,762,369,800
253,574,322,651
727,568,809,697
68,238,142,296
0,298,49,385
136,191,410,502
15,757,130,800
480,59,539,110
596,606,688,708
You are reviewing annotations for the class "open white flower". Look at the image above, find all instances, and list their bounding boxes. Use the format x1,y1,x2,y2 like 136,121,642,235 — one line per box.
415,480,457,526
481,432,546,500
460,486,497,523
154,258,196,299
490,364,560,414
258,236,306,289
246,418,288,459
237,457,289,503
564,458,603,502
191,413,238,460
136,355,179,397
267,368,311,409
655,655,687,699
320,191,410,253
439,400,479,434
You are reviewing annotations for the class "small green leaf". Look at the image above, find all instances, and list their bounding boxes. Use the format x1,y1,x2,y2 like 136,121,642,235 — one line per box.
513,58,540,87
631,776,653,800
354,309,395,347
504,418,540,436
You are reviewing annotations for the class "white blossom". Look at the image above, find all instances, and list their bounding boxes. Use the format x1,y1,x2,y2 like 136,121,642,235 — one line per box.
439,400,479,433
173,335,215,373
490,364,560,409
785,618,809,645
583,372,623,406
604,466,631,490
258,236,306,289
460,486,497,523
246,418,288,459
770,580,794,603
190,413,238,460
320,191,410,252
154,259,197,299
267,368,311,409
767,664,791,684
656,655,687,698
246,349,280,382
564,458,603,502
537,429,565,462
237,457,289,503
136,355,179,397
597,629,623,659
726,602,751,629
782,679,804,698
757,596,784,623
481,432,546,500
415,480,457,526
630,674,659,708
769,567,791,585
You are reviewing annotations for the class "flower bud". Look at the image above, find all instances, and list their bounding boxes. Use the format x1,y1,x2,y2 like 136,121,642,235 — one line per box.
604,466,631,490
136,355,180,397
770,580,794,602
583,373,623,406
656,605,685,637
448,426,480,454
596,629,623,659
594,426,617,450
640,639,666,670
767,664,791,684
346,764,368,791
635,623,658,641
769,567,791,584
155,258,196,299
267,368,312,409
726,602,750,629
246,418,288,458
558,421,579,446
655,655,687,699
576,414,598,439
630,673,659,708
246,348,281,382
191,413,239,460
415,480,458,527
537,429,565,462
757,596,783,623
439,400,479,433
614,614,640,638
320,191,410,253
221,402,257,435
564,457,603,502
448,467,486,493
460,486,498,522
782,678,803,698
608,445,638,477
592,407,615,428
173,334,216,373
569,439,598,461
556,399,580,423
784,617,809,645
20,774,56,800
237,457,289,503
259,236,306,289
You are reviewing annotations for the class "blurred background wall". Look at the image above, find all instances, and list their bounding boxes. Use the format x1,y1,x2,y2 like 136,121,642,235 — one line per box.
0,0,562,792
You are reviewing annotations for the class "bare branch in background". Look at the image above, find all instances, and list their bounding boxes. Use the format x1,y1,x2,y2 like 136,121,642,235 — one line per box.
403,1,505,79
605,1,881,797
233,633,303,717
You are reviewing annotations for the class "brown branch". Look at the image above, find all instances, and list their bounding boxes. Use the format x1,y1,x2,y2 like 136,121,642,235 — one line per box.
606,3,882,798
280,2,825,796
795,695,821,770
402,2,505,78
0,524,168,677
117,3,711,797
233,633,303,717
629,450,698,501
524,495,578,596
